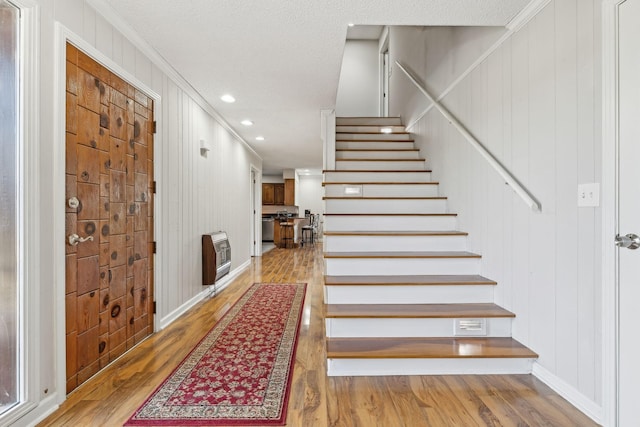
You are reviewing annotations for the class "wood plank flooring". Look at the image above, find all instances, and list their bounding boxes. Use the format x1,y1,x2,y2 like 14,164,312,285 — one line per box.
39,244,598,427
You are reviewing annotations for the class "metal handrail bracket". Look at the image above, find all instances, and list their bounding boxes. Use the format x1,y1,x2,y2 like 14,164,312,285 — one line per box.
395,61,541,212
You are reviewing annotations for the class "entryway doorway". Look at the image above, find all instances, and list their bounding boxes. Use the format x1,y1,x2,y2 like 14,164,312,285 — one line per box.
64,42,155,393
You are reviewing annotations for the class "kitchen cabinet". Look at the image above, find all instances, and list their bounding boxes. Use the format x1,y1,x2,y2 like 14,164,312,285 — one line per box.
262,183,285,205
274,184,285,205
284,179,295,206
262,183,275,205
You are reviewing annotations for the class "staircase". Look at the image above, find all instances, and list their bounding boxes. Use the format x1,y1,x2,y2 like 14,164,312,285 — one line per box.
322,117,537,376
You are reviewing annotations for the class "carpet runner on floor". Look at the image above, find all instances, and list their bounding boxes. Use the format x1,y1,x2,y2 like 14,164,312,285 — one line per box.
125,282,306,426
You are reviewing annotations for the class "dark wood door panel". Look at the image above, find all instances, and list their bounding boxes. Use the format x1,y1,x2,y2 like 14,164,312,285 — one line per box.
65,42,154,394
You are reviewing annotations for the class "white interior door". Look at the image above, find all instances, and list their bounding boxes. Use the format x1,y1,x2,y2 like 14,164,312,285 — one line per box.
617,1,640,424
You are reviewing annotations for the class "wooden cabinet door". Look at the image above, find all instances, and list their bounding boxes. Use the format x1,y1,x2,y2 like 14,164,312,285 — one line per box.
262,183,274,205
284,179,295,206
274,184,285,205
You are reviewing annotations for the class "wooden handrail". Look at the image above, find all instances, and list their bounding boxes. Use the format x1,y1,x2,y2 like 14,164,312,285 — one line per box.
395,61,541,212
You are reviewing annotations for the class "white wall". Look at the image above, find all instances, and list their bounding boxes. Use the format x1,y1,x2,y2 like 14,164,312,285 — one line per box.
335,40,379,117
389,0,602,418
13,1,261,425
262,174,284,184
297,175,324,216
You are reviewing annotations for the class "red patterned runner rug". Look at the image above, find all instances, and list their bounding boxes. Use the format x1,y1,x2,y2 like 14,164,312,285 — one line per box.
125,282,306,426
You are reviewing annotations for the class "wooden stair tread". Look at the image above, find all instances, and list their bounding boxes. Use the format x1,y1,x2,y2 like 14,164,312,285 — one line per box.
323,251,481,259
323,231,467,236
335,158,425,162
326,337,538,359
336,148,419,152
336,132,411,135
323,196,446,200
323,182,439,186
336,140,416,144
324,303,515,318
324,170,432,173
324,275,497,286
323,213,457,216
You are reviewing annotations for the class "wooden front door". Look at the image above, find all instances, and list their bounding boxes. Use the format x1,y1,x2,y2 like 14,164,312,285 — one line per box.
64,42,155,393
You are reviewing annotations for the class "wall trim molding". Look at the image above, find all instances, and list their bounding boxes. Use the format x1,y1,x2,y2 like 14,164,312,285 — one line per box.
86,0,260,160
532,363,602,425
157,260,251,330
405,0,552,132
601,1,625,426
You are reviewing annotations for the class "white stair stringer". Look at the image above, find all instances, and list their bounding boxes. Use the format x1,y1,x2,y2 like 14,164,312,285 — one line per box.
336,117,403,126
323,232,467,252
323,117,537,376
325,317,512,338
324,170,433,183
324,197,447,214
324,214,457,231
324,183,439,198
336,149,421,160
336,140,416,150
324,283,493,304
326,357,536,377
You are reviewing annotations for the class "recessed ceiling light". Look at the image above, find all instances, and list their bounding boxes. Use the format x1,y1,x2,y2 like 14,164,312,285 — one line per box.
348,23,355,27
380,127,393,134
255,136,265,141
241,119,254,126
220,94,236,103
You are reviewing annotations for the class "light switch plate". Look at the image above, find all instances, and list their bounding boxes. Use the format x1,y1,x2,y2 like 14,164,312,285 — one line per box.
578,183,600,207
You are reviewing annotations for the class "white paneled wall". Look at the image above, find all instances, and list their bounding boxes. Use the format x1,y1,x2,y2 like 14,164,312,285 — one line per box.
389,0,601,413
17,2,261,424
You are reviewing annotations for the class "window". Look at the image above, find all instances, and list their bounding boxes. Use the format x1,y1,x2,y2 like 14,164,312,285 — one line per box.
0,0,20,415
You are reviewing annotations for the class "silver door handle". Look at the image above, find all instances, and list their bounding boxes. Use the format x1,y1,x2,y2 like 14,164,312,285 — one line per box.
68,233,94,246
615,233,640,250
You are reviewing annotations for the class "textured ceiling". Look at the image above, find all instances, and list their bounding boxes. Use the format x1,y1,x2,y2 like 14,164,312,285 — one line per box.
98,0,530,175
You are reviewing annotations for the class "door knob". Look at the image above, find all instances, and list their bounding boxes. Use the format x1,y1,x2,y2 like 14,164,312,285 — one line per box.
68,197,80,209
615,233,640,250
68,233,94,246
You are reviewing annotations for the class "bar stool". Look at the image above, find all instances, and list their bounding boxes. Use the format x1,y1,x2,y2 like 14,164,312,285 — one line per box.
279,221,294,249
301,214,316,247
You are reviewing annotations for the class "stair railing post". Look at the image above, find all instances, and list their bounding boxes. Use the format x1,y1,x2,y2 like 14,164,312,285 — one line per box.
321,109,336,171
394,61,541,212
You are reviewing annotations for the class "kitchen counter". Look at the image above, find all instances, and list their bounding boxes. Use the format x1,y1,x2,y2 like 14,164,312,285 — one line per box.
272,217,310,248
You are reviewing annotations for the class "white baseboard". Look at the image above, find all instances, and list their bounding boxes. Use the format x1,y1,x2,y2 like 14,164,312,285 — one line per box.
157,260,250,330
8,393,58,427
532,362,602,425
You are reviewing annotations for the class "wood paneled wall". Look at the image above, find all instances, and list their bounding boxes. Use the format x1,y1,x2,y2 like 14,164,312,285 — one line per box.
389,0,601,410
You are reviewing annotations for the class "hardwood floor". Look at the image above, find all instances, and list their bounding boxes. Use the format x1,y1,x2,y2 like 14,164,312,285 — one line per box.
39,244,598,427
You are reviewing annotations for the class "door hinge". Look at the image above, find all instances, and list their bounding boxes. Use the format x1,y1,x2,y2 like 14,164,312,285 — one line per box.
152,181,157,194
151,121,157,134
152,241,157,254
153,301,157,314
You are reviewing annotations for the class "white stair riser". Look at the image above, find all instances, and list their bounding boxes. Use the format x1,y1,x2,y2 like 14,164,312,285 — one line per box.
324,284,494,304
337,133,413,141
324,184,439,197
337,141,416,150
323,215,457,231
324,171,432,182
336,117,403,126
325,318,512,338
324,257,481,276
326,358,535,376
324,235,467,252
336,160,425,170
336,125,406,133
336,150,420,160
325,198,447,214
